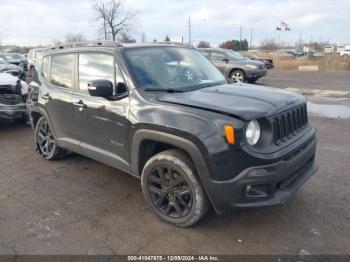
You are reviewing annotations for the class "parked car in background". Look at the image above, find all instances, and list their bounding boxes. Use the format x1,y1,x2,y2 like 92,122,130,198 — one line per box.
0,53,27,70
339,49,350,58
0,72,28,121
245,54,274,69
286,50,306,57
200,48,267,83
27,42,317,227
28,48,45,76
0,58,26,81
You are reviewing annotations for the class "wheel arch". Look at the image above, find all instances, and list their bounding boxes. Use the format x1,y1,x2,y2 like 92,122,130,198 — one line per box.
29,108,57,137
229,68,246,78
131,129,218,212
131,129,208,177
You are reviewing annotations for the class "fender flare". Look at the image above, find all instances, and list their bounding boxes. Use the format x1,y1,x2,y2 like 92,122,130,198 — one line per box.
29,107,57,137
131,129,220,213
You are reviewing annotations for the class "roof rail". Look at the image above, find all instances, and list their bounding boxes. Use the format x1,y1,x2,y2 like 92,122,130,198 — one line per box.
151,41,192,47
45,41,123,51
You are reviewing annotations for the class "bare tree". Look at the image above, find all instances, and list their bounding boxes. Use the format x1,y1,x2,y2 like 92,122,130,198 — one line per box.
94,0,137,42
65,33,86,43
119,32,136,43
197,41,210,48
259,39,278,51
51,38,63,46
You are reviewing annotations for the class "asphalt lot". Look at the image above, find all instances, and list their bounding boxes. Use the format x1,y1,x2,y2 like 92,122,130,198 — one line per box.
0,70,349,255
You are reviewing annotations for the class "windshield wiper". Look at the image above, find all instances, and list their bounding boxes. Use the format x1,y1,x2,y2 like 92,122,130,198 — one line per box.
144,88,185,93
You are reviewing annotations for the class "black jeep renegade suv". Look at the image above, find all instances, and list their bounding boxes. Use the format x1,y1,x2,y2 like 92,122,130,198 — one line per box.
27,42,318,227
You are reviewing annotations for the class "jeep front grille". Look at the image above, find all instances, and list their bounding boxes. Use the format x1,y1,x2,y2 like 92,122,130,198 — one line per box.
273,104,308,145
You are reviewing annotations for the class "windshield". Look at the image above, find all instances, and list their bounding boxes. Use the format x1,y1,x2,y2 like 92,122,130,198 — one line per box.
225,50,245,60
124,47,227,91
8,53,25,60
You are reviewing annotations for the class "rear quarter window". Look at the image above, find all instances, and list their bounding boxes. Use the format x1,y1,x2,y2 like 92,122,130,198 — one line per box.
50,54,74,88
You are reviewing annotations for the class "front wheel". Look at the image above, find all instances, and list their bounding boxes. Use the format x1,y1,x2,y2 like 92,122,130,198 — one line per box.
141,149,210,227
35,117,66,160
230,69,246,83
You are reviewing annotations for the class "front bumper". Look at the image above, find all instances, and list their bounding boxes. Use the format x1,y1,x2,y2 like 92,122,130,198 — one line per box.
207,134,317,214
245,68,267,80
0,103,27,120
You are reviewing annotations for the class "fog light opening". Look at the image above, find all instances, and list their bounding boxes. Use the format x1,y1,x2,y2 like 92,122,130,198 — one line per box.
244,184,271,198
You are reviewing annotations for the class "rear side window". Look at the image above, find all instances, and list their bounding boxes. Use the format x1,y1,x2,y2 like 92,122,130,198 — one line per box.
42,56,50,80
78,53,114,91
50,54,74,88
211,52,225,62
201,51,210,58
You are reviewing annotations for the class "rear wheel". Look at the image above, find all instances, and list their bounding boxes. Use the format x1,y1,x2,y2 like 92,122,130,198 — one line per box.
230,69,246,83
141,149,210,227
35,117,66,160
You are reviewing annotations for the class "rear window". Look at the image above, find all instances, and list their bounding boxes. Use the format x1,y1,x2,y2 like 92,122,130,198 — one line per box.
50,54,74,88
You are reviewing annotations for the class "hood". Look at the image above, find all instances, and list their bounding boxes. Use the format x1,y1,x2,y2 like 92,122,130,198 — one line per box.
156,83,306,120
0,63,21,71
0,73,19,86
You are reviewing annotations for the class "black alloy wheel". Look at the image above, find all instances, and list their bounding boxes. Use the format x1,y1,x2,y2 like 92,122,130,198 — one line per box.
147,165,193,218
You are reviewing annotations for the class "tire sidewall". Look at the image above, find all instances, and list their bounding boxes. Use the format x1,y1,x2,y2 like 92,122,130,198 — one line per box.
35,116,58,160
231,69,246,82
141,152,205,226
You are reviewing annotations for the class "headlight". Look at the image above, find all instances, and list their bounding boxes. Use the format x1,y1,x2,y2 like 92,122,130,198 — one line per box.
246,120,261,145
246,64,258,69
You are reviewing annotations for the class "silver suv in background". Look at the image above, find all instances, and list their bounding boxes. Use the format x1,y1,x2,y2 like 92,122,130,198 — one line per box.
27,48,45,76
200,48,267,83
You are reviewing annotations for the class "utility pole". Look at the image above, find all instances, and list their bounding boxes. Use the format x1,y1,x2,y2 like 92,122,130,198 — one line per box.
298,31,303,50
188,17,192,46
239,25,242,52
249,28,253,50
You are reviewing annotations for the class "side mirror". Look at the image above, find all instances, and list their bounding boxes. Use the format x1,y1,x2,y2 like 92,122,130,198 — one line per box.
88,79,113,98
222,58,229,63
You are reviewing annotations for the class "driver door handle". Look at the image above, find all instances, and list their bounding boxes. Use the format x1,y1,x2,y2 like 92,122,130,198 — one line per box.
73,100,87,109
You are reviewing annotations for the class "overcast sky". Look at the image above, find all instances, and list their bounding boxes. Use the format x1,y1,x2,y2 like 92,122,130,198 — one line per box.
0,0,349,47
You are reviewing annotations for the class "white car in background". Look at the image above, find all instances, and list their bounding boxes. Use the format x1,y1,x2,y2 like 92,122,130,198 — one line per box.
339,49,350,58
27,48,45,76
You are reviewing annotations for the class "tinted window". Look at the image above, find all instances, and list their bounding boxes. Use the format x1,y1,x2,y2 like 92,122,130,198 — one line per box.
50,54,74,88
79,53,114,91
211,51,226,62
42,56,50,80
125,47,226,91
200,50,210,58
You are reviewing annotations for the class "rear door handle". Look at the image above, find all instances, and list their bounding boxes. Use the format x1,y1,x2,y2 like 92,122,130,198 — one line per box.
41,93,52,100
73,100,87,109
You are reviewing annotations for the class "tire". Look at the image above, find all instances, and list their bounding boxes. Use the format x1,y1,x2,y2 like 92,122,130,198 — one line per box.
230,69,246,83
141,149,210,227
35,116,66,160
